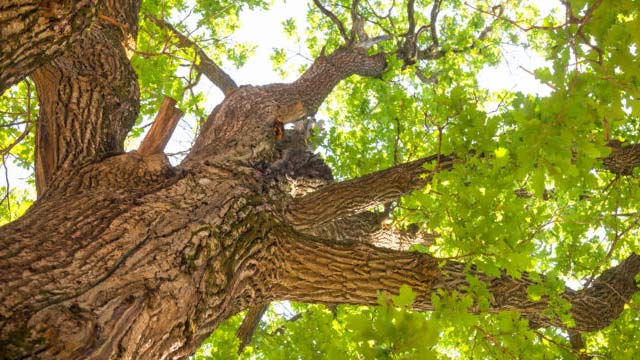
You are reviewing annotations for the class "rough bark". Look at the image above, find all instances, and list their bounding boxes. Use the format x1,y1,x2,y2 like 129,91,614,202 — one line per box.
1,2,640,359
0,0,100,94
271,231,640,332
31,0,141,195
287,154,456,230
303,211,438,249
185,46,387,163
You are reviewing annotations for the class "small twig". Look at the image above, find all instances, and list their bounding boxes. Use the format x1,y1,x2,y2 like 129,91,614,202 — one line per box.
393,117,401,166
1,82,32,157
269,312,304,336
533,330,576,353
98,13,129,31
474,325,517,360
583,213,640,288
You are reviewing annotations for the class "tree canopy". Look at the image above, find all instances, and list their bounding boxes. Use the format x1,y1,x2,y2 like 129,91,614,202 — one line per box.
1,0,639,359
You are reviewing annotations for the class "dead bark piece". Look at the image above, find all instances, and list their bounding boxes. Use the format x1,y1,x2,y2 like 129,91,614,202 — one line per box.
138,97,183,156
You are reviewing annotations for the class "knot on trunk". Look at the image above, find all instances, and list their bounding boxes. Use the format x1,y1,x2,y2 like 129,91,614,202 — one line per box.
255,122,333,197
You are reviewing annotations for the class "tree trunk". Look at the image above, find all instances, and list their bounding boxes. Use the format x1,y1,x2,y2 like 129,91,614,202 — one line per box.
1,1,639,359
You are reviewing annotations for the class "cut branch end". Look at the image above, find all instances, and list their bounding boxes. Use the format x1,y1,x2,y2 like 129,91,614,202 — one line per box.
138,97,183,156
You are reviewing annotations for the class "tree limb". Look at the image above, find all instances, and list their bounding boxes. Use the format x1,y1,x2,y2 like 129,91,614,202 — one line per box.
286,153,456,230
147,14,238,96
0,0,100,94
313,0,350,42
186,46,386,162
287,140,640,230
236,303,269,354
271,230,640,332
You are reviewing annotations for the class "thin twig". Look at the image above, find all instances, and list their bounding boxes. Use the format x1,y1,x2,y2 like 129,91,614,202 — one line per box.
1,82,32,157
518,66,559,90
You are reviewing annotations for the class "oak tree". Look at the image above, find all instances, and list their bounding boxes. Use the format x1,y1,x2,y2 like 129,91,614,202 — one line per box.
1,0,639,359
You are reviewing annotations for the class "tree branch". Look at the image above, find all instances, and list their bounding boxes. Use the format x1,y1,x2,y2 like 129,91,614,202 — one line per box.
601,141,640,175
0,0,100,94
236,303,269,354
271,230,640,332
186,46,386,162
313,0,350,42
146,14,238,96
286,153,456,230
428,0,442,49
287,140,640,230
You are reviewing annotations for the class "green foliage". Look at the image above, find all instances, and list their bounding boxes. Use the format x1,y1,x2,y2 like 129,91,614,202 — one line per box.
198,287,440,359
0,78,36,221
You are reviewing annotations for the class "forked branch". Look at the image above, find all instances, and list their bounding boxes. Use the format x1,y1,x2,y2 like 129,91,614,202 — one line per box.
313,0,351,42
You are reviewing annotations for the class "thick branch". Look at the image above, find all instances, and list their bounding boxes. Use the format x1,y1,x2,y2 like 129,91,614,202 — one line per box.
0,0,100,94
147,14,238,96
186,46,386,162
287,142,640,230
31,0,141,195
601,142,640,175
286,154,456,230
272,231,640,332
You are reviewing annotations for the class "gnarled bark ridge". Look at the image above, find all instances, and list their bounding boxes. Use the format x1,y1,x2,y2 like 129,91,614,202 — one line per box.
0,1,639,359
